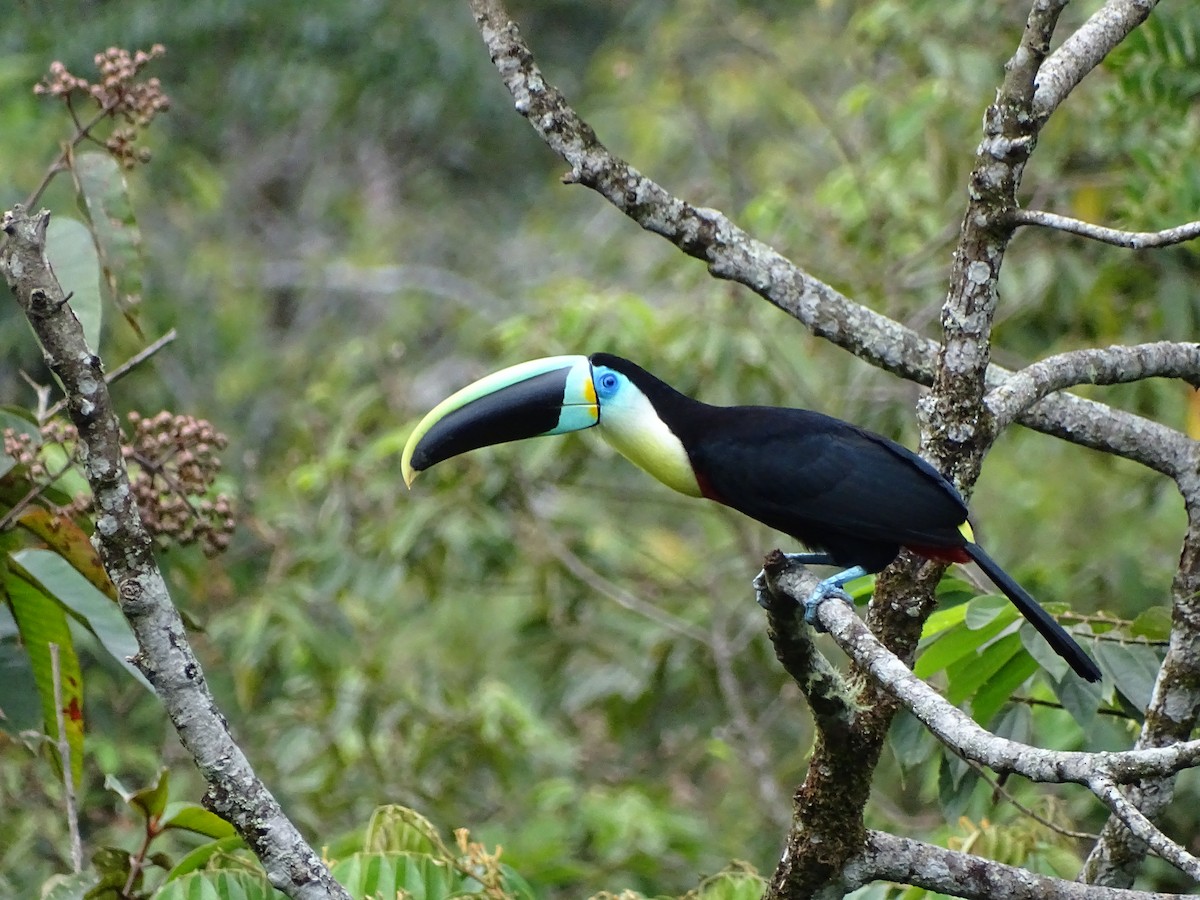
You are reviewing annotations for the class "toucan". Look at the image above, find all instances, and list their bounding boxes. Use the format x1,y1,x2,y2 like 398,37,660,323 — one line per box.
401,353,1101,682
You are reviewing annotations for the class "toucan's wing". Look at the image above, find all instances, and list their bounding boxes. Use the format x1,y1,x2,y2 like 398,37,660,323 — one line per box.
685,407,967,549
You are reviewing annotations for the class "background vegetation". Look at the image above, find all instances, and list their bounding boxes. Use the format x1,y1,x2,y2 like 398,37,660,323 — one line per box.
1,0,1197,896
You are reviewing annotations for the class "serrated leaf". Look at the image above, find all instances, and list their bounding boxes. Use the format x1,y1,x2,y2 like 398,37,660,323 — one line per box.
17,511,116,600
152,869,283,900
5,570,84,787
11,548,148,689
362,804,447,855
161,802,237,839
163,835,247,883
71,151,144,336
44,216,103,352
331,851,463,900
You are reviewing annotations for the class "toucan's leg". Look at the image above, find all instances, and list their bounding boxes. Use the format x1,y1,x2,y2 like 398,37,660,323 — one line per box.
803,565,868,626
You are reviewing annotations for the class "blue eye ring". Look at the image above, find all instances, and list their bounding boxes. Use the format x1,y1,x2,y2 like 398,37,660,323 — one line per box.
596,371,619,396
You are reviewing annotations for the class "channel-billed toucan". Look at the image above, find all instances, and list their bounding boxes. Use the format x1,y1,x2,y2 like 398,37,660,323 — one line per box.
401,353,1100,682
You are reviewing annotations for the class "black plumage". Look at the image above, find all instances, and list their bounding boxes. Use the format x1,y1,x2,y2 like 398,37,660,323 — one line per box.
593,353,1100,681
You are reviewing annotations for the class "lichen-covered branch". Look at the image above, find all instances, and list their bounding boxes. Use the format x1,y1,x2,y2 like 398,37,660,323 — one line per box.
1007,208,1200,249
1033,0,1161,121
988,342,1200,432
852,831,1191,900
0,205,350,900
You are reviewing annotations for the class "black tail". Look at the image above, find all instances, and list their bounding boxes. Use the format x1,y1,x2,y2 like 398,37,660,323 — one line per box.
965,543,1101,682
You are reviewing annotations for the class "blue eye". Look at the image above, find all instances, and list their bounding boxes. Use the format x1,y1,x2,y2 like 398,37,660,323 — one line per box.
596,371,620,397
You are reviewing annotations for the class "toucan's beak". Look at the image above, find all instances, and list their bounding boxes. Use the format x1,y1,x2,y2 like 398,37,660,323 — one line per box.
402,355,598,487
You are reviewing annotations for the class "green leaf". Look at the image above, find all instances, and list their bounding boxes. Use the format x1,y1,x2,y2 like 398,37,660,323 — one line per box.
1094,640,1161,712
152,869,283,900
914,604,1014,678
962,594,1012,630
1052,669,1105,730
969,650,1041,725
71,151,144,336
1130,606,1172,641
163,835,247,883
106,769,172,822
5,569,84,788
693,864,766,900
937,754,977,822
136,768,171,820
39,870,96,900
921,600,970,637
0,633,42,733
330,851,463,900
11,548,149,689
44,216,103,352
945,631,1023,706
91,846,134,895
161,802,237,839
362,804,447,855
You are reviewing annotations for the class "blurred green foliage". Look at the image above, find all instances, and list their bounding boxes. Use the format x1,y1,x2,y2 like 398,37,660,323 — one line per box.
1,0,1198,897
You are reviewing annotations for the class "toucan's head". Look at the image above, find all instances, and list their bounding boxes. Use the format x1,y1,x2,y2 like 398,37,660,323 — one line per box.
401,353,703,497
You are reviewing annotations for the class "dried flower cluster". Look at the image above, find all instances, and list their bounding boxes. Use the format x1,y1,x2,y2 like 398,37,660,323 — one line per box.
125,412,236,557
3,427,51,481
3,413,235,556
34,45,170,168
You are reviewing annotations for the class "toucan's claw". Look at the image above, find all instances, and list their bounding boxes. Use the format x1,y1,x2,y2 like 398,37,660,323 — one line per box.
802,582,855,629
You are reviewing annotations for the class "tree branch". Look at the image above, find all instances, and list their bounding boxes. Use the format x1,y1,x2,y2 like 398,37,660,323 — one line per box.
0,205,350,900
852,830,1192,900
1032,0,1161,122
1007,208,1200,249
988,342,1200,431
1088,776,1200,880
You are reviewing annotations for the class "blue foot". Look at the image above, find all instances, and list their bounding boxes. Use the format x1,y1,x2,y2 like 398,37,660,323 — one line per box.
801,565,868,629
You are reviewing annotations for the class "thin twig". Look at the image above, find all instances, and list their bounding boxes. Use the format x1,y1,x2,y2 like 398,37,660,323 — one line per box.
967,757,1098,842
25,99,120,210
1011,695,1136,721
44,328,177,421
49,643,83,874
1007,208,1200,250
19,370,53,420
